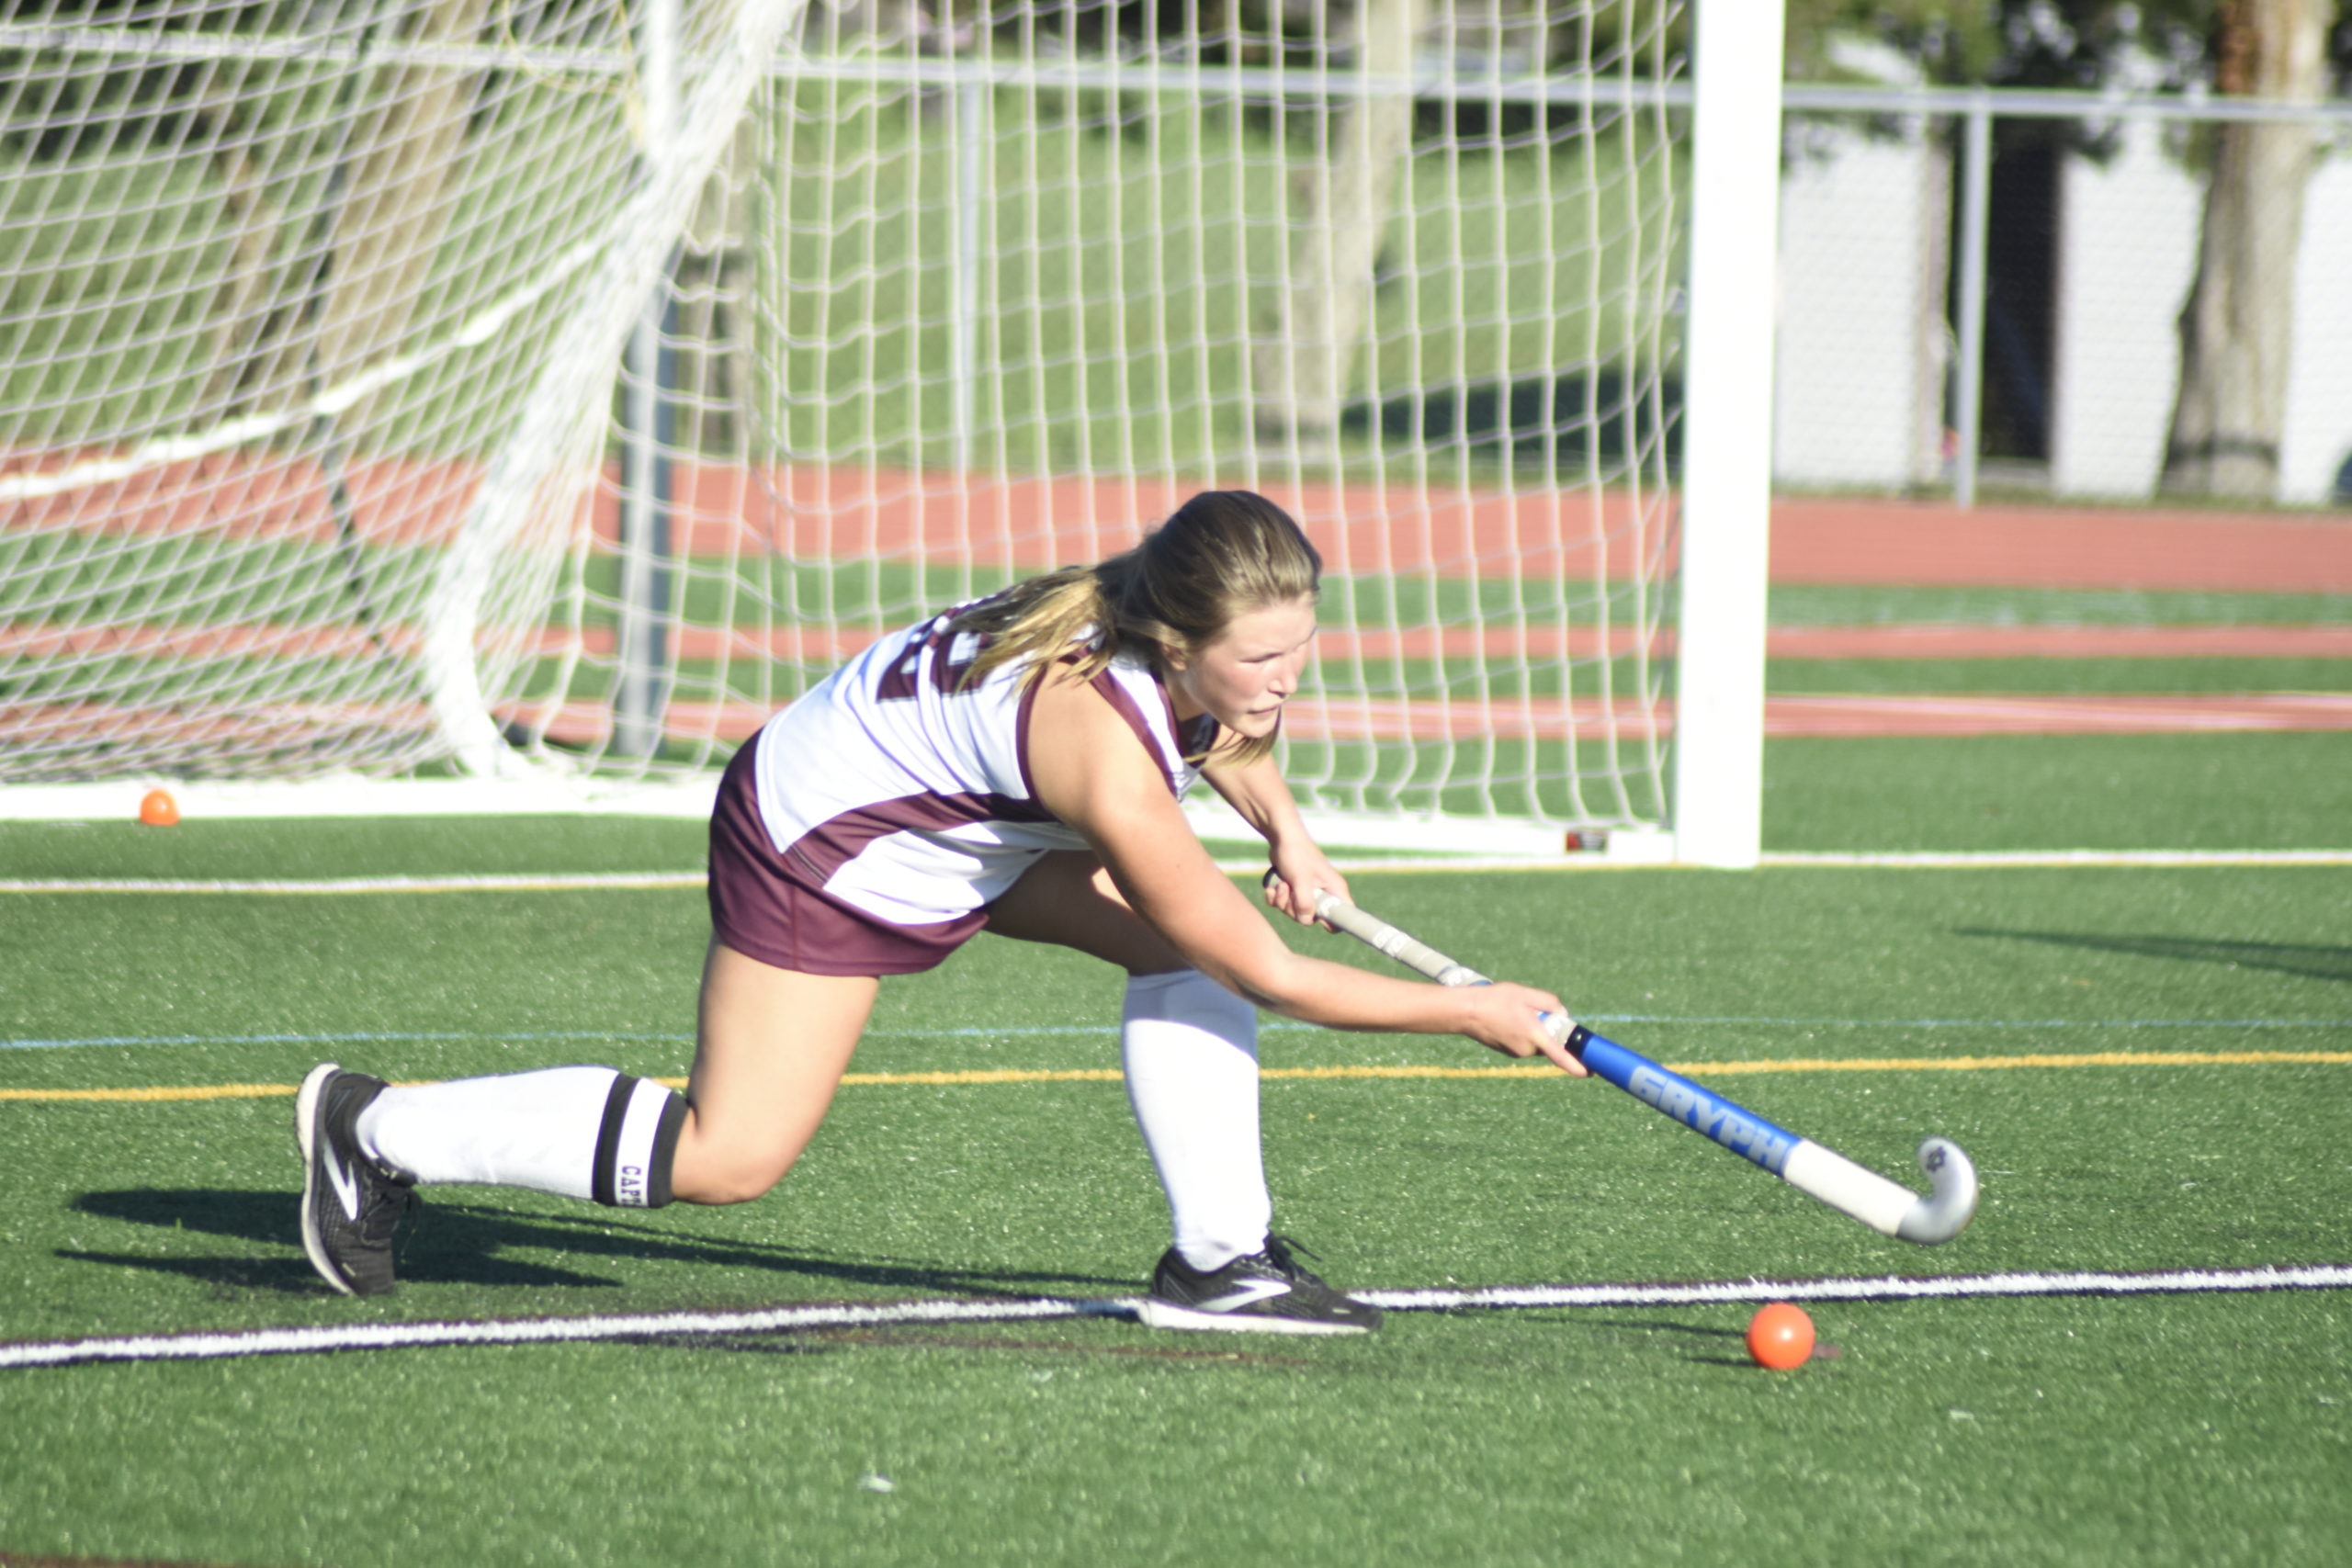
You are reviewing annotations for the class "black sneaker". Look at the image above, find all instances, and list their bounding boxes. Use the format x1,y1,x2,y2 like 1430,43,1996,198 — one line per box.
296,1063,415,1297
1135,1235,1382,1335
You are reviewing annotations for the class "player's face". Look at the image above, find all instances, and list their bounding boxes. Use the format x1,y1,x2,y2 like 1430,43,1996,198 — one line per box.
1165,594,1317,740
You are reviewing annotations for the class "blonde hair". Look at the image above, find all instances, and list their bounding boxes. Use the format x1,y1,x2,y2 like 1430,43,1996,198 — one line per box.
950,491,1321,767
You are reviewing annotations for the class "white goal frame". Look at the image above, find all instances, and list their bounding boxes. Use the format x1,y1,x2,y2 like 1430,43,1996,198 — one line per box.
0,2,1774,867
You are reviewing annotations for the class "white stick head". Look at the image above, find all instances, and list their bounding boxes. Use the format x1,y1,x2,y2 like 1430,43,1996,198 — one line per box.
1894,1136,1980,1245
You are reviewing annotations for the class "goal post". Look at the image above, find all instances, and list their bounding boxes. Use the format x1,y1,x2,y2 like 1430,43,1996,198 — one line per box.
1673,0,1782,869
1,1,1771,864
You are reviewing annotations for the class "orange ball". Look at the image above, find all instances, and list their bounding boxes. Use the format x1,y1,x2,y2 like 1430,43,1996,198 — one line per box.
138,788,180,827
1747,1302,1815,1370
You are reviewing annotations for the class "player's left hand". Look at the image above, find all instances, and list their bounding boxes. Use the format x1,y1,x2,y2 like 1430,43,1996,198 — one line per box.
1261,849,1348,930
1462,982,1589,1077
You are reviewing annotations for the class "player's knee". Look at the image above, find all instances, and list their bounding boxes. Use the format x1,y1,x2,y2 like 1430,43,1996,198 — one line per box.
669,1127,802,1206
673,1159,790,1206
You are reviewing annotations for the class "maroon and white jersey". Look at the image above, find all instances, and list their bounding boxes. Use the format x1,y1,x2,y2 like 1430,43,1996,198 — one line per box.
748,609,1219,938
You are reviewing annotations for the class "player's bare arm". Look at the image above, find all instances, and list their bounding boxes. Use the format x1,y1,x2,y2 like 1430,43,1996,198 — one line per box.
1203,748,1349,929
1023,671,1579,1070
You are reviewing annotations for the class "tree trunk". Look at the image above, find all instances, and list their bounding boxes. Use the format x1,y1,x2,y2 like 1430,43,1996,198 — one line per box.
668,113,760,456
1254,0,1428,456
1913,124,1954,491
202,0,492,429
2161,0,2335,499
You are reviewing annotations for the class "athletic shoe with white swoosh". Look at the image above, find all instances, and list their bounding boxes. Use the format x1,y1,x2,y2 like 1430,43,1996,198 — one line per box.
1135,1235,1382,1335
296,1063,415,1297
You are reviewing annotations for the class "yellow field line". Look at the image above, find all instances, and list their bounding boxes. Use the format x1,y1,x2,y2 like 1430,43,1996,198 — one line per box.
838,1067,1125,1086
5,1049,2346,1103
0,1082,305,1102
1677,1050,2352,1074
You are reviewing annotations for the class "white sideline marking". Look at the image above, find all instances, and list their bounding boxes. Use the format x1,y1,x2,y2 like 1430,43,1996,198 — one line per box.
1355,1263,2352,1311
5,848,2348,897
13,1015,2352,1053
0,872,707,896
0,1296,1122,1371
1760,849,2352,869
4,1265,2346,1371
11,1017,2352,1054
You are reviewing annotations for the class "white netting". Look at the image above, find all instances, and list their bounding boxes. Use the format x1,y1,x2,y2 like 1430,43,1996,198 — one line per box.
3,1,1687,834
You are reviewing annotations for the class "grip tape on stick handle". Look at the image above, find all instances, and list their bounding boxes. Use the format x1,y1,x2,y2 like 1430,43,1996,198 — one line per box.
1309,891,1493,990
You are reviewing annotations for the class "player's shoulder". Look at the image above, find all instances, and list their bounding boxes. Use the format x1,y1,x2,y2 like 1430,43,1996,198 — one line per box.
1027,657,1136,738
1024,661,1176,807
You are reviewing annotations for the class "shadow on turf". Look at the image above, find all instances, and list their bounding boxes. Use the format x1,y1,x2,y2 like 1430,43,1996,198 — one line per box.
632,1328,1312,1368
1581,1314,1759,1368
1955,928,2352,984
67,1188,1131,1299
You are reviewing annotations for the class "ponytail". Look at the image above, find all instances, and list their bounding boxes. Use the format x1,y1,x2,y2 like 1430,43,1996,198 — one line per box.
952,491,1321,766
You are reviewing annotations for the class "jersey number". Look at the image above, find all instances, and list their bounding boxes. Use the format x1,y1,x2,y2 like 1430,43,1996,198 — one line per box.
876,616,990,704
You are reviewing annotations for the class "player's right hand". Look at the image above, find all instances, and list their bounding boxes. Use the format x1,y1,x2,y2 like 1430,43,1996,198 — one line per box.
1461,982,1588,1077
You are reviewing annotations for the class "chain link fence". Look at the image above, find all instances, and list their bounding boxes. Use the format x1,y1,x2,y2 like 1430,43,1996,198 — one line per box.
1774,85,2352,509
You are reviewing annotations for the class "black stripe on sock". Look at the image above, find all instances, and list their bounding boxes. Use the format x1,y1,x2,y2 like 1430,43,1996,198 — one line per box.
590,1071,638,1208
646,1090,687,1208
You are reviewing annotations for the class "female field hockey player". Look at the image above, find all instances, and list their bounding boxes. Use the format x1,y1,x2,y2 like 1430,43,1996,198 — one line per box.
296,490,1581,1331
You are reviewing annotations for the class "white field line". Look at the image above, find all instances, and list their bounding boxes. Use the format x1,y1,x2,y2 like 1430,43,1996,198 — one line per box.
1758,849,2352,868
5,847,2351,897
1354,1263,2352,1311
0,872,708,896
0,1296,1122,1371
6,1264,2347,1371
11,1018,2352,1055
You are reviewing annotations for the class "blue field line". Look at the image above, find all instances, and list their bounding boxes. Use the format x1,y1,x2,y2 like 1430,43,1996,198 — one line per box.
6,1015,2349,1052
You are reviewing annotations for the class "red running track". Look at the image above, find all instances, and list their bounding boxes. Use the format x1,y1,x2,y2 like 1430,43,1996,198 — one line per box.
11,455,2350,590
9,457,2348,739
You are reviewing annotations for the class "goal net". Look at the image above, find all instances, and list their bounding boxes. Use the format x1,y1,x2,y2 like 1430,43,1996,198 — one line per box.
2,1,1691,851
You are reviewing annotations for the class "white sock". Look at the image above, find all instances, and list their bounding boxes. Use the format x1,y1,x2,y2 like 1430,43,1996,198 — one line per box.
355,1066,684,1208
1121,969,1271,1272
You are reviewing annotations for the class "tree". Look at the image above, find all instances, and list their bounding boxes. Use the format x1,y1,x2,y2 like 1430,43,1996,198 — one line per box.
1789,1,2349,502
1251,0,1429,458
2164,0,2338,497
201,0,493,429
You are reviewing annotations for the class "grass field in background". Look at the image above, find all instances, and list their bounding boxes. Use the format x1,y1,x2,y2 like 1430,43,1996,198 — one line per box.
2,721,2348,1566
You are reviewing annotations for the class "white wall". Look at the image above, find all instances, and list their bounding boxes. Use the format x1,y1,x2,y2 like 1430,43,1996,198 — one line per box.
2279,146,2352,503
1775,114,2350,507
1773,121,1947,491
2049,119,2200,499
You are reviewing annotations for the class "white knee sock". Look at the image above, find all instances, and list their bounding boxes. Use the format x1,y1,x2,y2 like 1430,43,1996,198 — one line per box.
1121,969,1271,1271
355,1066,684,1208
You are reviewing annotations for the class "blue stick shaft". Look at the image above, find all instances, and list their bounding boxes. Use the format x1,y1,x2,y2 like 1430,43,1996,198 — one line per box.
1563,1024,1804,1179
1307,889,1980,1244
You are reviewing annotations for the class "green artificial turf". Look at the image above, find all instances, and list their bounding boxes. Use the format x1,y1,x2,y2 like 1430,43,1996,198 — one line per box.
1764,584,2352,626
1762,732,2352,852
3,1293,2345,1568
0,814,709,883
1763,657,2352,694
4,728,2343,893
3,597,2350,1566
3,843,2349,1565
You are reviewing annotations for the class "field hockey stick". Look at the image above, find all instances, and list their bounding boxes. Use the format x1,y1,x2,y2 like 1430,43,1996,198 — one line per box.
1299,886,1979,1246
